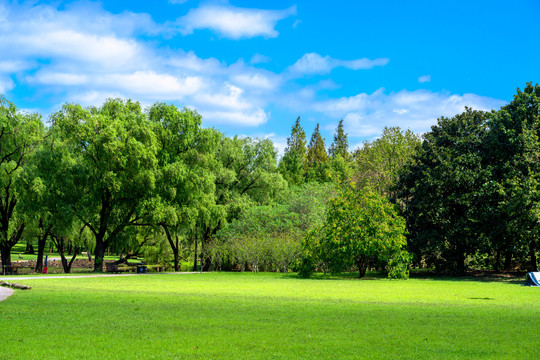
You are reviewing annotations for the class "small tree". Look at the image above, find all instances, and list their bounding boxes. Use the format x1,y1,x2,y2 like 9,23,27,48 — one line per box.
299,182,409,278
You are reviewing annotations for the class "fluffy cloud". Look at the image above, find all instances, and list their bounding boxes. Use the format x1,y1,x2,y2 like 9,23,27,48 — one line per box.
318,89,505,137
289,53,389,75
0,1,281,127
176,3,297,39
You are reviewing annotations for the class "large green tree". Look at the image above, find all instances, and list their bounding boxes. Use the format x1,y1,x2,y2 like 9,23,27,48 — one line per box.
50,99,159,271
397,109,491,274
148,103,218,271
486,83,540,271
0,97,44,268
299,182,408,278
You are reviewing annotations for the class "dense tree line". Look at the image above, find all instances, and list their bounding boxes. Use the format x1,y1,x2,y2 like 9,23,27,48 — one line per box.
397,83,540,273
0,82,538,277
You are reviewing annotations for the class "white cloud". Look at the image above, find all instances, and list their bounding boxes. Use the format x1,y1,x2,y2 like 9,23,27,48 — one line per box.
176,3,297,39
318,89,505,137
231,73,277,90
289,53,389,75
418,75,431,83
29,72,89,86
101,72,203,99
0,77,14,93
202,108,268,126
250,54,271,65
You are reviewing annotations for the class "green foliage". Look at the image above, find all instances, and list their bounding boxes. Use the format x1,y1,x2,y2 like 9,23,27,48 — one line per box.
279,116,307,185
50,98,160,271
301,182,409,278
328,119,350,160
486,82,540,271
213,183,335,272
197,135,286,270
0,96,44,266
397,108,491,274
354,126,420,199
148,103,218,271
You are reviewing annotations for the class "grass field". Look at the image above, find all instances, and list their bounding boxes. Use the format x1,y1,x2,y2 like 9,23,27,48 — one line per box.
1,272,539,359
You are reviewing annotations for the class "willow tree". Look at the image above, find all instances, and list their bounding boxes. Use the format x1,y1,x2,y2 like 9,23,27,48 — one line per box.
149,103,218,272
0,97,44,268
198,135,286,271
50,99,159,271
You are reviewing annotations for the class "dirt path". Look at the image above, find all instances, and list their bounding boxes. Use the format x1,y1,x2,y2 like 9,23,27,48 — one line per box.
0,286,14,302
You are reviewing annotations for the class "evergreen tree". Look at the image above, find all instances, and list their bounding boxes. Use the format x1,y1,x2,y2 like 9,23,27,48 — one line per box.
329,119,349,160
306,123,329,182
307,123,328,167
285,116,307,157
279,116,307,185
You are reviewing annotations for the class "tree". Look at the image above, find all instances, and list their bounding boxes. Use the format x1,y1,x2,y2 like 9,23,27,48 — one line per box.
328,119,349,160
487,83,540,271
198,135,286,271
397,109,491,274
299,182,408,278
0,97,44,268
306,123,328,182
279,116,307,185
148,103,218,272
354,126,420,200
50,99,159,271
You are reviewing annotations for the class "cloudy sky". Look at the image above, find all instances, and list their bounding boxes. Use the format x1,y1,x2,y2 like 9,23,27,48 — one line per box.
1,0,539,152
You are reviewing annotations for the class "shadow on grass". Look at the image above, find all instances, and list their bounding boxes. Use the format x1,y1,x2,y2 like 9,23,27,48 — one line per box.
281,269,526,285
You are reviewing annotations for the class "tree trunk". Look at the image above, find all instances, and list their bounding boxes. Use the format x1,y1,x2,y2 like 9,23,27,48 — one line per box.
35,235,45,273
93,236,106,272
0,245,11,268
494,248,501,272
25,240,34,254
355,255,368,278
0,224,25,268
162,225,180,272
86,242,93,261
35,221,51,273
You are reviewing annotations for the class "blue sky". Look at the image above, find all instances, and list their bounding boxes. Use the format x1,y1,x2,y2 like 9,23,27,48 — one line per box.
1,0,539,152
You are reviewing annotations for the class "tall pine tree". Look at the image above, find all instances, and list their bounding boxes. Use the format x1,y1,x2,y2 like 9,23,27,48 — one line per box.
329,119,349,160
278,116,307,186
306,123,328,182
307,123,328,166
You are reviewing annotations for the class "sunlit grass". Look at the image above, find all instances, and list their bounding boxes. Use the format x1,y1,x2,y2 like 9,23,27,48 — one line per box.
1,272,539,359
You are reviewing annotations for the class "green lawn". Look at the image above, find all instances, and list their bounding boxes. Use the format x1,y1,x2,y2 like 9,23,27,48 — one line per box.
0,272,539,359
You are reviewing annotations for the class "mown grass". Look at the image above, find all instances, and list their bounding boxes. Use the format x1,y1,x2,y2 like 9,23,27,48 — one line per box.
0,272,539,359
